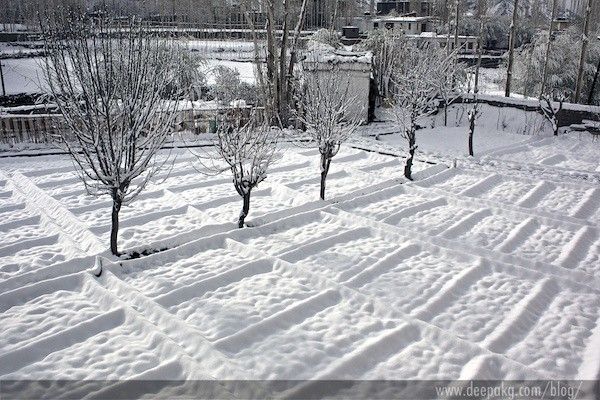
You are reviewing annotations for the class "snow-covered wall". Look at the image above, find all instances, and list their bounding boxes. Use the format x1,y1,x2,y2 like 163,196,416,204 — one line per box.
461,94,600,127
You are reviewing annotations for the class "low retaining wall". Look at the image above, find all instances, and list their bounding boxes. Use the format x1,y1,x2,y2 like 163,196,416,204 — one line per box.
459,94,600,127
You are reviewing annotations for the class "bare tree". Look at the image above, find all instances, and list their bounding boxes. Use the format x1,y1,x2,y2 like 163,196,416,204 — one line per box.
42,16,181,256
439,53,466,126
213,111,280,228
390,42,454,180
242,0,309,125
468,0,486,156
295,64,363,200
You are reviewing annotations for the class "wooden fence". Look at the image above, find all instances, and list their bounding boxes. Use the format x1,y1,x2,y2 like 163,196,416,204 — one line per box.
0,106,257,145
0,114,66,144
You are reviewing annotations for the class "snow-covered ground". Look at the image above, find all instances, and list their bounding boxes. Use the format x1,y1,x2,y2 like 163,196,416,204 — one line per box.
1,55,257,95
371,102,552,158
0,57,47,95
1,127,599,398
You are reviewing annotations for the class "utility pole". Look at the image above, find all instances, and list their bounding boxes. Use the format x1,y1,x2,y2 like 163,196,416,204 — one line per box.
575,0,593,103
0,60,6,97
505,0,519,97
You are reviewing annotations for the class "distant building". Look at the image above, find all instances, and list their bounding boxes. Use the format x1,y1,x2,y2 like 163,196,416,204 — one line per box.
409,32,479,54
376,0,433,17
368,16,479,54
371,16,431,35
551,16,575,32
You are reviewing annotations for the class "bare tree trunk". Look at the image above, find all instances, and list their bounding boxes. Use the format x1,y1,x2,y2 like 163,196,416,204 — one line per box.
446,4,452,55
279,0,290,122
238,191,251,228
540,0,557,98
505,0,519,97
242,5,271,120
370,0,375,16
474,25,483,94
404,129,416,180
265,0,279,124
330,0,340,31
320,154,331,200
469,20,484,157
444,106,448,126
286,0,309,110
575,0,593,103
110,193,122,256
468,109,476,156
468,126,474,155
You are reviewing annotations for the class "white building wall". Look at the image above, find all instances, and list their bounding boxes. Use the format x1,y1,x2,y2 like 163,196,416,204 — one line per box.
303,51,372,123
303,60,371,123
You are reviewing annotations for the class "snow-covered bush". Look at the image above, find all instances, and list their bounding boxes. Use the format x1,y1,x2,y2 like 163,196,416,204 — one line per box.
163,49,207,100
211,66,242,105
211,66,258,105
309,29,341,49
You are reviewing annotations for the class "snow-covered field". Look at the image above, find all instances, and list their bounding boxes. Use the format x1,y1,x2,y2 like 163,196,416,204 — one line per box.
1,131,600,398
0,46,255,94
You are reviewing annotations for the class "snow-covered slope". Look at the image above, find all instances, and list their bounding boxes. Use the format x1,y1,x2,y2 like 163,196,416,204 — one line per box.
0,135,599,398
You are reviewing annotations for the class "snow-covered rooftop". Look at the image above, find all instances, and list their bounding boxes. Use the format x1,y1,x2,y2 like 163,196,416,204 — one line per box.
373,16,431,22
304,41,373,66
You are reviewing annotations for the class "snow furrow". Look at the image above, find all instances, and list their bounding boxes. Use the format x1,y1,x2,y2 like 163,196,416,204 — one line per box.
482,278,559,353
214,289,342,354
556,226,598,269
7,171,103,255
0,308,126,376
382,197,447,226
154,258,274,308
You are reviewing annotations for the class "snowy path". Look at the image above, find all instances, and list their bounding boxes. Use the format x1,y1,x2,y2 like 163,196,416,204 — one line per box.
1,138,599,398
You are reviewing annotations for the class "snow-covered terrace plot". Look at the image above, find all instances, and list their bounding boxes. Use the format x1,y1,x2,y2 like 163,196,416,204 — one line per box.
1,139,600,397
486,134,600,175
